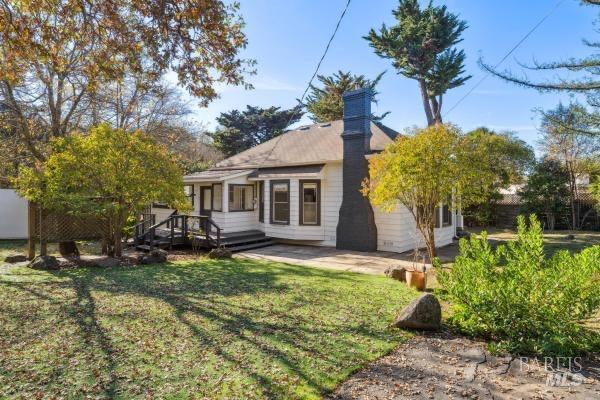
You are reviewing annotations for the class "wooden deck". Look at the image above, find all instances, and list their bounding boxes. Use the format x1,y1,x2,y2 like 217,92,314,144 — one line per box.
134,215,275,252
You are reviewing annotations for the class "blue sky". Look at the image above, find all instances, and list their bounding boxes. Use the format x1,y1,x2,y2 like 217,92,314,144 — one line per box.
185,0,598,149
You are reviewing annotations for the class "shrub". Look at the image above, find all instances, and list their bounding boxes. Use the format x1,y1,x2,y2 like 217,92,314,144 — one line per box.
437,215,600,356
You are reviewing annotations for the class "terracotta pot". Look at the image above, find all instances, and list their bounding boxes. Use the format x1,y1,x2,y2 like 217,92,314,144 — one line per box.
406,269,427,291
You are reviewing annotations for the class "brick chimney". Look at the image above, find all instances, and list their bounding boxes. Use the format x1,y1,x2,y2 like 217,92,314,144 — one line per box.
336,88,377,252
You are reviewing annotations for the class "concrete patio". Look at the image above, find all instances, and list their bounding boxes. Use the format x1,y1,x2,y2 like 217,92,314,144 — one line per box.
236,242,458,275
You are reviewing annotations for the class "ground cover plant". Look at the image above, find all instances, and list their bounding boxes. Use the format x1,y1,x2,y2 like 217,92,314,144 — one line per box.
0,258,415,399
437,215,600,356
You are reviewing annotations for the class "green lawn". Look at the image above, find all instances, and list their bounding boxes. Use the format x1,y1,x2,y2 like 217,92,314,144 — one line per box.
0,258,416,399
468,227,600,256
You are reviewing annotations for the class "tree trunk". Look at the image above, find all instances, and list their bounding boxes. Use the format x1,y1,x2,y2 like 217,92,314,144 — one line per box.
414,205,437,262
112,207,127,257
114,229,123,257
418,79,435,126
59,241,80,258
547,214,555,231
430,96,443,125
566,161,578,230
425,222,437,261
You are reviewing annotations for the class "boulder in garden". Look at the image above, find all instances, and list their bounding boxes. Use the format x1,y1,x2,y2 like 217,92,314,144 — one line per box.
29,255,60,270
4,254,28,263
394,293,441,331
384,266,407,282
140,249,168,264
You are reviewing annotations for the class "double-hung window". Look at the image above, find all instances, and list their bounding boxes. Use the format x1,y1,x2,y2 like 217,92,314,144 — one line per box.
442,195,452,227
435,195,452,228
299,180,320,225
212,184,223,211
228,184,254,211
184,184,195,207
258,181,265,222
270,180,290,224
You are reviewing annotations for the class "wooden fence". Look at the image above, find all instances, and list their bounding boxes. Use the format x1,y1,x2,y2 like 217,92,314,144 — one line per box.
28,203,108,259
494,192,599,230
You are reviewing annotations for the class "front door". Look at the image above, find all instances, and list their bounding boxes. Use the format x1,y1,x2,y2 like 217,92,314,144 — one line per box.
200,186,212,217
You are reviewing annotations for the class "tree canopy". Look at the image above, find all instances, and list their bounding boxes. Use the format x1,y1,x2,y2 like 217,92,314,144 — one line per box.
208,105,304,157
518,159,571,231
539,103,600,229
461,127,535,225
0,0,251,168
16,124,189,256
364,0,470,125
305,71,389,123
464,127,534,186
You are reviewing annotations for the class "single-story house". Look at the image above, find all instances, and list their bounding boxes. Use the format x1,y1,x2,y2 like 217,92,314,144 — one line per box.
157,88,458,253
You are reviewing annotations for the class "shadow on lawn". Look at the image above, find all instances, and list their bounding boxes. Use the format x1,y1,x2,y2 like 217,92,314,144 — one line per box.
43,259,383,398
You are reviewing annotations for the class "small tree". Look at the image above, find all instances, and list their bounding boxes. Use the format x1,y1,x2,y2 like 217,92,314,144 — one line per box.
17,124,188,257
305,70,389,123
364,124,490,260
539,103,600,229
365,0,470,126
518,159,571,231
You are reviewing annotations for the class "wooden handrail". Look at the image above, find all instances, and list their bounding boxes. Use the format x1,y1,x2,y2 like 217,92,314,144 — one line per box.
135,213,222,249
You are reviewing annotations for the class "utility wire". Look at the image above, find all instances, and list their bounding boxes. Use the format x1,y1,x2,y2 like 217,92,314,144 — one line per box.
443,0,565,118
259,0,351,164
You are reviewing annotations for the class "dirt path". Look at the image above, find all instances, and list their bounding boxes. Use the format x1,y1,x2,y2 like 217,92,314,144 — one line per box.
329,332,600,400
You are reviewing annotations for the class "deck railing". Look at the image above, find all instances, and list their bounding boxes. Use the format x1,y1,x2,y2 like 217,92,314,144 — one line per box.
132,213,221,249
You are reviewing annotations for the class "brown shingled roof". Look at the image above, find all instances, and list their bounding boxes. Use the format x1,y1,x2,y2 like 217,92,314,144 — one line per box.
213,120,399,169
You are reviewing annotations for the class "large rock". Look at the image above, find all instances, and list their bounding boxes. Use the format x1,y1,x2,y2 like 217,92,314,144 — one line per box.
394,293,441,331
4,254,28,263
140,249,168,265
385,266,407,282
29,255,60,270
208,247,232,259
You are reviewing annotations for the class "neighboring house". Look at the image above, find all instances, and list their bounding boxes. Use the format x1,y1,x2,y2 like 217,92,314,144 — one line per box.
158,89,457,253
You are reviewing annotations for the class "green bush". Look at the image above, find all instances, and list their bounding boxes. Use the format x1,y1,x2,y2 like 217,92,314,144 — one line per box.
437,215,600,356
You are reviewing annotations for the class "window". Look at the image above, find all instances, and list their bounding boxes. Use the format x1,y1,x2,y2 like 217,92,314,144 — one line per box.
200,186,212,211
228,184,254,211
435,196,452,228
212,184,222,211
258,181,265,222
442,196,452,227
299,180,320,225
184,184,195,207
270,180,289,224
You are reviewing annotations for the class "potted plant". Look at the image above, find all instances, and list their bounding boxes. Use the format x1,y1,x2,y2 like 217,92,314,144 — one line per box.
406,230,427,290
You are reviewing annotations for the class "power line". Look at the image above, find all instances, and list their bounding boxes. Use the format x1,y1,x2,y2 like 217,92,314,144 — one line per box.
291,0,352,124
444,0,566,118
260,0,351,164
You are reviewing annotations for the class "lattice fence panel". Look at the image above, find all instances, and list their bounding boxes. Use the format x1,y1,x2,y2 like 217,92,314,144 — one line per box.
31,205,108,242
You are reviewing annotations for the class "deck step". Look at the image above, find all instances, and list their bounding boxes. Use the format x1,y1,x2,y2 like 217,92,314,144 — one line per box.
136,241,175,252
227,239,277,253
217,235,268,246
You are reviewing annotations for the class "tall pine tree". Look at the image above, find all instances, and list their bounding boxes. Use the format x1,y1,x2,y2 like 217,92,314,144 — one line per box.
365,0,470,126
305,71,389,123
209,105,303,156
